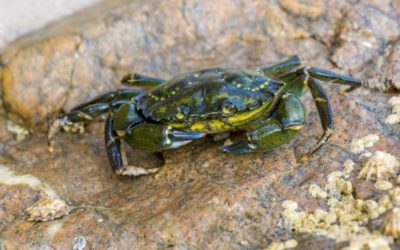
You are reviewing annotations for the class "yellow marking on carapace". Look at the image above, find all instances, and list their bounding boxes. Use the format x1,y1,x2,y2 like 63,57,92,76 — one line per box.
165,122,186,129
227,99,273,126
259,81,269,89
190,120,233,133
169,100,275,132
147,93,160,101
176,112,185,120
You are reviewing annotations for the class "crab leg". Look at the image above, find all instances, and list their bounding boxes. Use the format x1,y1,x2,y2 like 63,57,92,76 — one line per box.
105,116,161,176
299,78,334,161
105,115,124,172
105,119,205,176
278,66,360,161
308,67,362,93
72,89,145,110
222,95,305,154
121,73,166,87
48,89,144,151
261,55,302,77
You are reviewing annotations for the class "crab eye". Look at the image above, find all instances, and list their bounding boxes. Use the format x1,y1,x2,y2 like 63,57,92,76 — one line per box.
221,102,237,115
176,111,184,120
175,106,188,120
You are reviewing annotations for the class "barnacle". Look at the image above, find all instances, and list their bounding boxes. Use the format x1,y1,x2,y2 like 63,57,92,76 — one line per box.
266,239,297,250
326,171,353,198
389,187,400,206
385,96,400,124
282,200,299,210
385,114,400,124
350,134,379,154
342,234,393,250
381,207,400,239
388,96,400,106
362,199,380,219
25,197,71,222
374,180,393,191
358,151,400,181
392,104,400,114
379,195,393,211
343,159,355,178
308,184,327,199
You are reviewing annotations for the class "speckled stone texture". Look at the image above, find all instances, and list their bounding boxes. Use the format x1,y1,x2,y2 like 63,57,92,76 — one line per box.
0,0,399,249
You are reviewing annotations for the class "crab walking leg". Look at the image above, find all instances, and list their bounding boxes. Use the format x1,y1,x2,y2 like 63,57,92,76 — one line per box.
106,121,205,176
72,89,146,110
48,89,144,151
104,116,159,176
121,73,166,87
105,115,124,172
299,78,334,162
260,55,302,77
308,67,362,91
221,95,305,154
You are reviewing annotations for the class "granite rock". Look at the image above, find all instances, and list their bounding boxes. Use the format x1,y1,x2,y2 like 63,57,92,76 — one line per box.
0,0,400,249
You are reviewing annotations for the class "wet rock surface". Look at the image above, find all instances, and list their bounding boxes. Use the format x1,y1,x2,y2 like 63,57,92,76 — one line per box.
0,0,400,249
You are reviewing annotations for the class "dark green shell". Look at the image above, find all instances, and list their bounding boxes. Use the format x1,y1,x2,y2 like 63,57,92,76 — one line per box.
137,68,285,123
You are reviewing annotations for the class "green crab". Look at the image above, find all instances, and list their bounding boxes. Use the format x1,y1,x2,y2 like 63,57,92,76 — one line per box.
49,55,362,176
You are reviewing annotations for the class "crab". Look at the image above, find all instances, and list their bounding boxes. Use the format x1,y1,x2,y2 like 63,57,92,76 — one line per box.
48,55,362,176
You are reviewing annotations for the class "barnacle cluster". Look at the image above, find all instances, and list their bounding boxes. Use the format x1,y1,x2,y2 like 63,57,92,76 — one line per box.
281,158,399,246
350,134,379,154
358,151,400,181
385,96,400,124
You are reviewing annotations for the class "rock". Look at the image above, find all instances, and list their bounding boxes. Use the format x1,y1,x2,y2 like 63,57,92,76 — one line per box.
331,0,400,91
0,0,400,249
0,86,399,249
1,0,399,130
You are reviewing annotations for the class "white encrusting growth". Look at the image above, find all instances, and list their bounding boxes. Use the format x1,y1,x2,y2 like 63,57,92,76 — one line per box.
6,120,29,141
0,164,58,197
46,220,63,239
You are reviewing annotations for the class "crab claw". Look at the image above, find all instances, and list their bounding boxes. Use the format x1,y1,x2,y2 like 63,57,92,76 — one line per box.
169,130,205,141
221,140,255,154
